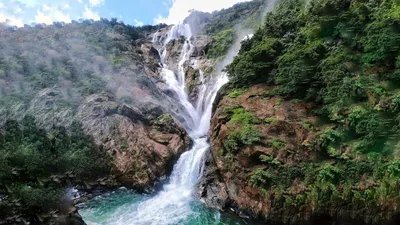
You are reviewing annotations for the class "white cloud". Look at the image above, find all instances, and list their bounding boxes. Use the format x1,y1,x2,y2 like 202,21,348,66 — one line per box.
7,19,24,27
0,0,106,27
35,11,52,24
83,7,100,21
154,0,249,24
0,12,24,27
88,0,104,7
134,19,143,27
34,4,72,24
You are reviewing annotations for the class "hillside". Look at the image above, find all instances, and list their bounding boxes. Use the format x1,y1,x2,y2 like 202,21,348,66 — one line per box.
2,0,400,224
0,19,192,224
201,0,400,224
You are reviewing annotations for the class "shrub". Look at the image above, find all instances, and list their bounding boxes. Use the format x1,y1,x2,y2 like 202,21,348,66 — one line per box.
228,89,246,98
271,138,286,149
0,117,110,216
207,29,235,59
13,185,63,210
223,107,261,153
318,128,343,149
250,169,275,187
318,163,341,183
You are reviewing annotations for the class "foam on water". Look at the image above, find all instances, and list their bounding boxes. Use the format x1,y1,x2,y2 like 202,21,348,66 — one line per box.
81,24,229,225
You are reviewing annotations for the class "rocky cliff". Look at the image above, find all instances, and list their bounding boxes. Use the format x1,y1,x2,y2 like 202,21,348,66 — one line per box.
200,84,400,225
198,0,400,224
200,85,319,223
0,20,192,189
0,21,192,224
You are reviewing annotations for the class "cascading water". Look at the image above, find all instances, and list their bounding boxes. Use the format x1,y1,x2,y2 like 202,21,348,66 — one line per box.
107,23,229,225
79,24,251,225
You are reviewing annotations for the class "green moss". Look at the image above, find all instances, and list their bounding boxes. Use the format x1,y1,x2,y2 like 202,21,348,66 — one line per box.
318,163,341,183
301,121,314,131
228,107,260,124
120,140,128,151
327,146,341,158
228,89,246,98
223,124,260,154
265,117,278,124
222,107,261,154
271,138,286,149
260,154,274,163
156,114,174,125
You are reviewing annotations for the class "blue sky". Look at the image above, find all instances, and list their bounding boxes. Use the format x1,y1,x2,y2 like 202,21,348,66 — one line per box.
0,0,248,27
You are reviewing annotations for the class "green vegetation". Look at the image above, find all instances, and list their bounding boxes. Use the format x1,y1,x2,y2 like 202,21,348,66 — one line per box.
204,0,267,59
223,107,261,154
301,120,314,131
265,117,278,124
229,0,400,155
224,0,400,219
205,0,265,35
227,88,247,98
0,19,164,124
207,29,234,59
0,116,110,220
0,16,167,224
271,138,286,149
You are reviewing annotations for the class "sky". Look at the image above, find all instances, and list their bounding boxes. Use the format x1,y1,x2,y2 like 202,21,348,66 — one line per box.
0,0,249,27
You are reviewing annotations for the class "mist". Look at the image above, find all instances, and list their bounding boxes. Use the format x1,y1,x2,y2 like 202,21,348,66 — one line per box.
214,0,279,75
0,21,180,129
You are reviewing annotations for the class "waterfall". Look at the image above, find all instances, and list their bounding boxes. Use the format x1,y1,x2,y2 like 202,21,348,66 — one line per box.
91,24,228,225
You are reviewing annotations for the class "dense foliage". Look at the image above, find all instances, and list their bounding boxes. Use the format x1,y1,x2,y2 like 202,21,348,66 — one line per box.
0,19,164,223
0,116,110,220
204,0,267,59
0,19,164,125
222,106,261,155
222,0,400,221
206,0,266,35
228,0,400,154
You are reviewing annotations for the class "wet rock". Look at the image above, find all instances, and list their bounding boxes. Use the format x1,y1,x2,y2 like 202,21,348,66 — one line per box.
76,93,190,190
183,10,211,36
201,84,317,223
191,35,212,57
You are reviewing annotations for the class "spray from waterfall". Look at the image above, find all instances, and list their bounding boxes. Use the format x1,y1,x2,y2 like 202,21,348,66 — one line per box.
80,2,280,224
91,23,227,225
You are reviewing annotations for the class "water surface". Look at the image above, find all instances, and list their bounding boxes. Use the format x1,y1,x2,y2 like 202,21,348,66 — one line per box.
79,189,260,225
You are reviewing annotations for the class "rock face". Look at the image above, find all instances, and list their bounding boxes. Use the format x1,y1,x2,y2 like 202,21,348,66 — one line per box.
21,40,191,192
0,26,193,224
200,84,400,225
77,93,190,190
199,84,318,223
23,86,191,192
183,10,212,36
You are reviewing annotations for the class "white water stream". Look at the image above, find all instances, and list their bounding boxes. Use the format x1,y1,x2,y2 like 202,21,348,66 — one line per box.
81,24,229,225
